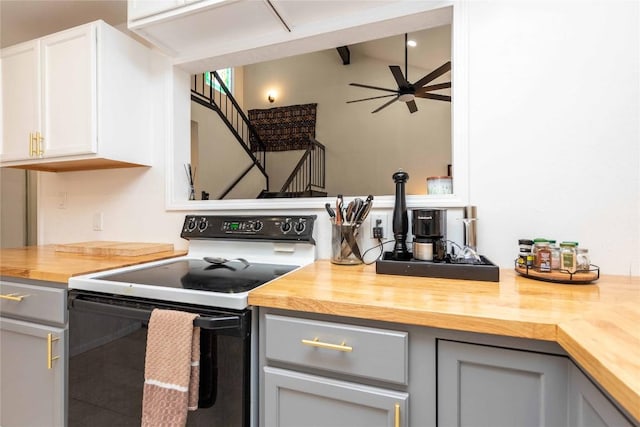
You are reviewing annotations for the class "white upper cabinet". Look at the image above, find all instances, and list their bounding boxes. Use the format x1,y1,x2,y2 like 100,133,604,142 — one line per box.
0,20,160,172
1,41,40,162
40,24,96,160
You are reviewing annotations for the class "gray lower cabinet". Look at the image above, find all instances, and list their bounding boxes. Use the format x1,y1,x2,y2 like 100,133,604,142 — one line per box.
259,309,637,427
264,366,408,427
260,311,415,427
437,339,569,427
0,279,67,427
568,363,634,427
0,317,66,427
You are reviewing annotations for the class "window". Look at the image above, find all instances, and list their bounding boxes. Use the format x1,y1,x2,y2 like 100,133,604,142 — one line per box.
205,68,233,93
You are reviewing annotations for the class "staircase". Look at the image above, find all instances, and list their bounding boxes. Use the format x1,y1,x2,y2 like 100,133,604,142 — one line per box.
191,71,268,199
191,71,326,199
258,137,327,198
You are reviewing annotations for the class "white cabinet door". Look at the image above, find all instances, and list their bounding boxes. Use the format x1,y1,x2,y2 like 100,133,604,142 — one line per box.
40,24,96,159
0,40,40,162
0,317,66,427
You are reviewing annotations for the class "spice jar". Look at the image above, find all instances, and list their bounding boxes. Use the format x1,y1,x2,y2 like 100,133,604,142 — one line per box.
519,239,534,255
518,239,534,268
560,242,578,273
536,242,552,272
532,238,549,268
548,240,561,270
576,248,590,271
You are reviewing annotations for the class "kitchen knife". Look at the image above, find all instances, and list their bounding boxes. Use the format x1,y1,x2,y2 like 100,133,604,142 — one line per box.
355,195,374,225
324,202,336,218
336,195,344,225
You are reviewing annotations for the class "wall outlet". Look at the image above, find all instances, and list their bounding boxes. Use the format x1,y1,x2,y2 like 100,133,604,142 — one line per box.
92,212,104,231
57,192,68,209
369,213,389,239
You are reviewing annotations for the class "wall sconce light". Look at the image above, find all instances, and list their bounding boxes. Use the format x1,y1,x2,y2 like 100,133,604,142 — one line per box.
267,91,276,103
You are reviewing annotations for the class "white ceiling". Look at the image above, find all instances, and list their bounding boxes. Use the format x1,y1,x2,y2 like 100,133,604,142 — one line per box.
0,0,127,48
0,0,449,73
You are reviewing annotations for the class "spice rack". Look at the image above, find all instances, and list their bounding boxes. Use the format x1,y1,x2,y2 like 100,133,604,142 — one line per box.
514,260,600,284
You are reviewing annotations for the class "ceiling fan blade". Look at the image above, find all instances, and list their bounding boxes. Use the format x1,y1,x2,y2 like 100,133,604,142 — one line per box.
415,92,452,102
417,82,451,92
406,100,418,113
412,61,452,88
389,65,409,88
346,94,397,104
349,82,399,94
371,96,399,113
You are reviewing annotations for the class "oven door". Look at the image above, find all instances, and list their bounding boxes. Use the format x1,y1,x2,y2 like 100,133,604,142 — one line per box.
67,290,250,427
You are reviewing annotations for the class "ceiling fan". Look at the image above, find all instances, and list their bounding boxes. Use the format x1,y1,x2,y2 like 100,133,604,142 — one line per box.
347,33,451,114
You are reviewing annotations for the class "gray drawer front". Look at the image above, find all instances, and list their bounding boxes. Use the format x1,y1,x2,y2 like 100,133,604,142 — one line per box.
0,281,66,325
265,314,408,384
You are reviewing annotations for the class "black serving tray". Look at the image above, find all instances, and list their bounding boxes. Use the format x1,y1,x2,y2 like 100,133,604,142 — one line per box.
376,252,500,282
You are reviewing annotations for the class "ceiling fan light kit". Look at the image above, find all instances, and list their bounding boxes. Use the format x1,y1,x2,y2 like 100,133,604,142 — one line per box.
348,33,451,114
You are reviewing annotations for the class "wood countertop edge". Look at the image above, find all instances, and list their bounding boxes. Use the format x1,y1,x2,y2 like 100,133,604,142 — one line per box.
247,294,559,341
0,249,188,284
557,326,640,422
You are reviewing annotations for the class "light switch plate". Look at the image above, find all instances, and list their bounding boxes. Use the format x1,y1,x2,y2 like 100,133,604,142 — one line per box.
92,212,104,231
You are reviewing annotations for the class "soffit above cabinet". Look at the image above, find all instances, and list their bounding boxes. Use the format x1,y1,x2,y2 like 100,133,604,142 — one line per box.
128,0,452,74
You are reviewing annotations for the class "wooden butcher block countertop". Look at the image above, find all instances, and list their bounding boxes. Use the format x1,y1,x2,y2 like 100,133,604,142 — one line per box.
0,244,187,284
249,260,640,421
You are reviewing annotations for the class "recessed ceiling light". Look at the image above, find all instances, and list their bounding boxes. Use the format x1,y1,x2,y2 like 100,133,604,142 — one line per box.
407,39,417,47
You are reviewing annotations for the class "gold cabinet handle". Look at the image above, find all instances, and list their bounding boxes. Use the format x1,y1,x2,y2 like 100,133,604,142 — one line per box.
29,132,36,156
47,333,60,370
395,403,400,427
36,131,44,157
301,337,353,352
0,292,30,302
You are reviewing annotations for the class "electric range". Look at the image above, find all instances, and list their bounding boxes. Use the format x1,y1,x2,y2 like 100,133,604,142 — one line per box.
66,215,316,427
68,215,317,310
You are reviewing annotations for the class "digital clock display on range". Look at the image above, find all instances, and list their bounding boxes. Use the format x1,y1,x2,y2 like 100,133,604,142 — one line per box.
229,222,240,231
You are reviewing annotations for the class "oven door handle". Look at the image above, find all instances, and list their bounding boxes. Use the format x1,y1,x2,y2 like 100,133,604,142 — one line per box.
69,296,243,332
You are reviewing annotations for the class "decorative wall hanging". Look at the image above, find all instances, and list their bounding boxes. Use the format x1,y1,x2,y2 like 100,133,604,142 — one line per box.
248,103,317,152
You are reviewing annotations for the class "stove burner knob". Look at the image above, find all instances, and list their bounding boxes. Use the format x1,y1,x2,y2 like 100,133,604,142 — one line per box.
253,220,263,232
198,218,208,232
186,217,197,231
281,221,292,233
294,221,306,234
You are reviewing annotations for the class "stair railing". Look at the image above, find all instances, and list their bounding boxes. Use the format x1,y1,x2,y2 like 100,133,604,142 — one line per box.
191,71,269,199
279,137,326,196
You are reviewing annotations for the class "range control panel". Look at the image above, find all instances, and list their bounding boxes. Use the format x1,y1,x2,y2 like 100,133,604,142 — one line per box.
181,215,316,243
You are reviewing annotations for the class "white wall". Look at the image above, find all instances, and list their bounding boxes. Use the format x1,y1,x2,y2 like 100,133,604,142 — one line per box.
466,1,639,276
36,1,639,276
0,169,26,247
241,39,452,197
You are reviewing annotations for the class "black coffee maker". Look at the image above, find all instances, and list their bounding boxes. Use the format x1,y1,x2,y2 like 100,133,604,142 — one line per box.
412,209,447,262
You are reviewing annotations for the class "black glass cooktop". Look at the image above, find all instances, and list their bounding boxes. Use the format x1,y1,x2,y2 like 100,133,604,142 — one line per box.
98,259,298,294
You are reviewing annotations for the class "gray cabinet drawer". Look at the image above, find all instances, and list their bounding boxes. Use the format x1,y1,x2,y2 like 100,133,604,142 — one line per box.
264,367,409,427
0,280,66,325
265,314,408,384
